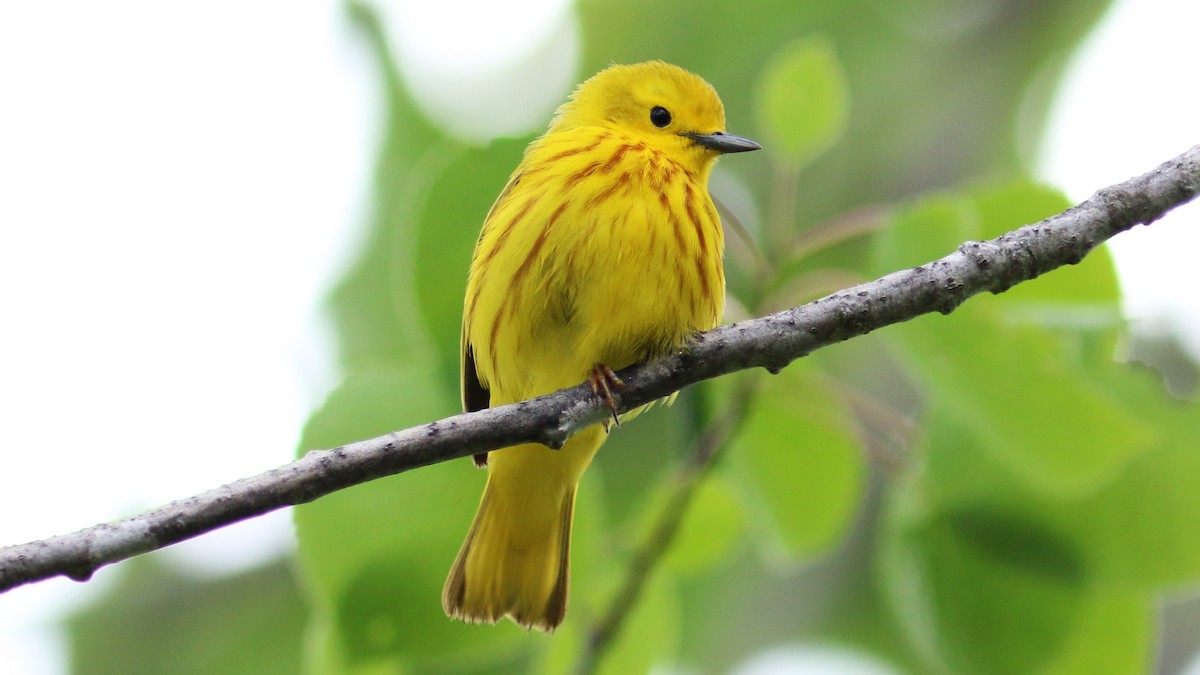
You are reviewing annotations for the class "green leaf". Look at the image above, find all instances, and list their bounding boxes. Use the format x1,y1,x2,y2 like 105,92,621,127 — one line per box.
536,622,585,675
875,181,1144,496
755,37,850,170
1058,371,1200,588
870,193,978,276
1043,591,1153,675
971,180,1073,241
880,470,1159,675
899,304,1152,496
541,572,681,675
880,484,1088,675
66,558,307,675
915,365,1200,590
730,367,864,562
880,370,1179,674
1075,439,1200,587
595,575,680,675
662,473,746,577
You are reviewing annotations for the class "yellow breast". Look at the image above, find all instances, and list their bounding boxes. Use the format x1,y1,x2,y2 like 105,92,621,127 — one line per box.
463,127,725,405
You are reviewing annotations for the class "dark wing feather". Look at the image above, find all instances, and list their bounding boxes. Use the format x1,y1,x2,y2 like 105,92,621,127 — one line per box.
462,343,490,413
462,339,491,468
462,169,525,468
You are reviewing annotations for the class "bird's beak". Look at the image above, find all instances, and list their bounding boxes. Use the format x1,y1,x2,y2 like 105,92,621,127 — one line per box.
682,131,762,154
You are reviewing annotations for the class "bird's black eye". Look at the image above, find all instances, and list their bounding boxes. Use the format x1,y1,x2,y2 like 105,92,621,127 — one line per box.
649,106,671,128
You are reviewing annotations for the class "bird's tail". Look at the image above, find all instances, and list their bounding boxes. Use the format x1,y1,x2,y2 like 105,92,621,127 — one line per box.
442,429,602,631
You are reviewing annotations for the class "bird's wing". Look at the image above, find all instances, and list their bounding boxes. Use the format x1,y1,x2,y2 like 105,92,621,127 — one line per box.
461,168,528,467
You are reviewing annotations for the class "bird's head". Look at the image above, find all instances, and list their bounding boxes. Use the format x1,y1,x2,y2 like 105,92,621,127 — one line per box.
550,61,760,175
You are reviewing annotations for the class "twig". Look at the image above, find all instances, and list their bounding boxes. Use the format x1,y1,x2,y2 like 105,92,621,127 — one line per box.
1,145,1196,594
575,380,759,675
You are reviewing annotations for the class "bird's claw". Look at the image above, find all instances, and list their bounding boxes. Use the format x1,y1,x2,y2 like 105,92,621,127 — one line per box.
588,364,624,430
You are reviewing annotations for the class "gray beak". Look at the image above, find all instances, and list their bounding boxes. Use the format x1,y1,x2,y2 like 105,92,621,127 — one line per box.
682,131,762,154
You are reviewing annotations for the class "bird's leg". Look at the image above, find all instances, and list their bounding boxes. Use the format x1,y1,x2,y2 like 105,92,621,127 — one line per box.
589,364,624,430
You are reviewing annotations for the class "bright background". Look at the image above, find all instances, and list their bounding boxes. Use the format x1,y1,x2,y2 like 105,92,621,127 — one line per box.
0,0,1196,672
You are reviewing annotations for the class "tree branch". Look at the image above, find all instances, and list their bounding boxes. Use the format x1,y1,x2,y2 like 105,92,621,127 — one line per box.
1,145,1197,595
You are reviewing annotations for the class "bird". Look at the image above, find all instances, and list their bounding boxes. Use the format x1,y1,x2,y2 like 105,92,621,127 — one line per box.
443,60,760,632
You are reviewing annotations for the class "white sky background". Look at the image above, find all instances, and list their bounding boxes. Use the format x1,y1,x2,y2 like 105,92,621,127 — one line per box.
0,1,377,671
1040,0,1200,358
0,0,1196,673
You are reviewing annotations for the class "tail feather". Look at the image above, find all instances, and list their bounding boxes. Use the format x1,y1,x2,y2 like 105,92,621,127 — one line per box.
543,498,573,628
444,428,604,631
442,465,578,631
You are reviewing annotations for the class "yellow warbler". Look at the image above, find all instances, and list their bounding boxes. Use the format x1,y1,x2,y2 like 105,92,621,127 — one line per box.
443,61,760,631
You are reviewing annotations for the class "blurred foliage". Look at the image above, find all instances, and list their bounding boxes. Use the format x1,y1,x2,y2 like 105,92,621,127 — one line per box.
67,558,307,675
66,0,1200,673
755,37,849,171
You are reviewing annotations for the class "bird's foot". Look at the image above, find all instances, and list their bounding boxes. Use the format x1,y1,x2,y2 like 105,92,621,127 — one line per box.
589,364,624,430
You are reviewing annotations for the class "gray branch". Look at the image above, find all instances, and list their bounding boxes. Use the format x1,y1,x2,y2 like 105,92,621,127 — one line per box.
2,145,1197,595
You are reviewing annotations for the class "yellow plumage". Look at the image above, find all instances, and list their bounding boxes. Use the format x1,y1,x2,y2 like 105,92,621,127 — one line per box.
443,61,760,631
